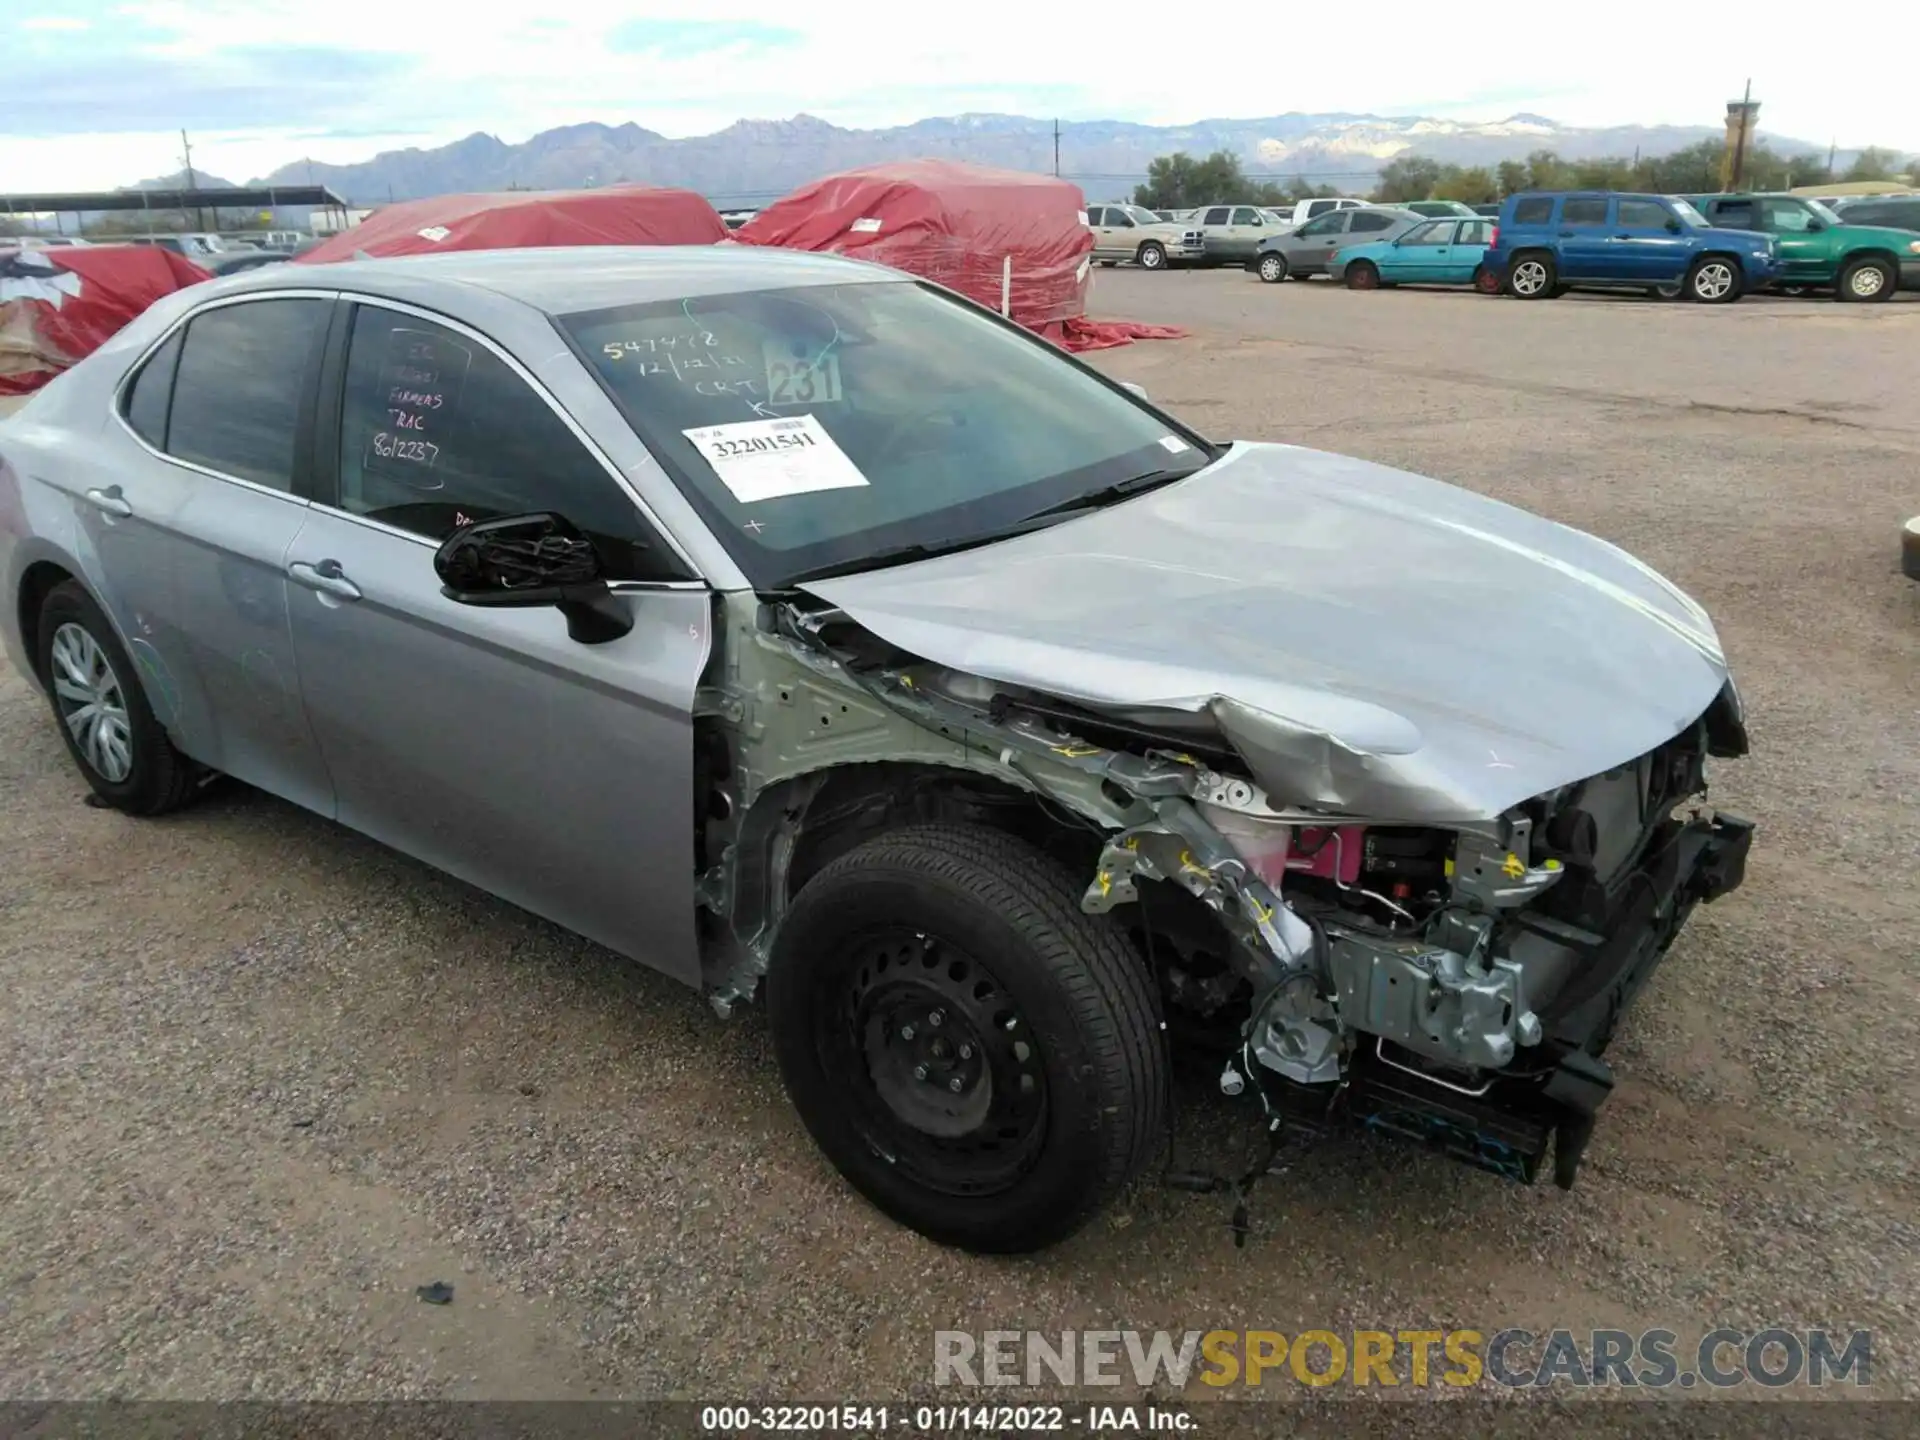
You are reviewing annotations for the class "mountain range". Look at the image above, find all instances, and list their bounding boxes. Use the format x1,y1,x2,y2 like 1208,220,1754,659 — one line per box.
145,110,1859,208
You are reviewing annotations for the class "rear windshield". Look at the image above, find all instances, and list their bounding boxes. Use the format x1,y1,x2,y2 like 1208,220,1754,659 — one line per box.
559,280,1210,588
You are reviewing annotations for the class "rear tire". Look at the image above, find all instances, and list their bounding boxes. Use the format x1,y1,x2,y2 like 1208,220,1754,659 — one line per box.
1685,255,1743,304
35,580,198,816
1345,260,1380,290
1256,252,1288,283
1473,265,1501,295
766,822,1167,1253
1836,255,1894,303
1136,241,1168,271
1509,252,1557,299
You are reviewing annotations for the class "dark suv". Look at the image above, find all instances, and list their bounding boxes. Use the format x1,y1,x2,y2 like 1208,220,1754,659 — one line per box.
1485,191,1780,303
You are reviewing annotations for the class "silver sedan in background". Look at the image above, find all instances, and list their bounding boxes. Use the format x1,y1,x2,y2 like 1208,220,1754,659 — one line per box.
0,247,1752,1253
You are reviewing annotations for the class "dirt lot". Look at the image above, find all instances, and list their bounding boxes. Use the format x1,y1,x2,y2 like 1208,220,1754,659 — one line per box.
2,272,1917,1408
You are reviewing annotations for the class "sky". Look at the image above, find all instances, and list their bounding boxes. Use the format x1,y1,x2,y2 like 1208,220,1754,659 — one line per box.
8,0,1916,193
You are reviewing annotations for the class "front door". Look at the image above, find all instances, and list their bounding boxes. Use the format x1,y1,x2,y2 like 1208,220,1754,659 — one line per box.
1380,219,1450,282
1554,195,1615,279
1611,197,1693,282
1286,212,1351,274
284,299,711,984
1757,197,1833,285
83,294,337,815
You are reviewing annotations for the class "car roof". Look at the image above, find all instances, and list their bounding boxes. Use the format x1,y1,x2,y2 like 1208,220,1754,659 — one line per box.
214,244,897,316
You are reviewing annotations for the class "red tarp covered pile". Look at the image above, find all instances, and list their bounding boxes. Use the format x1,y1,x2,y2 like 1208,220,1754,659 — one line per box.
736,160,1179,351
1,246,210,396
295,185,729,265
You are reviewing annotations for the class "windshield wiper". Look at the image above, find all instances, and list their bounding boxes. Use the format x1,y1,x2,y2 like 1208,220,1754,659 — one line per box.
1012,465,1200,525
777,535,1004,588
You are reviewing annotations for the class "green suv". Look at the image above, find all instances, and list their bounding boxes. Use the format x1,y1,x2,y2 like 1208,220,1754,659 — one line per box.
1687,193,1920,301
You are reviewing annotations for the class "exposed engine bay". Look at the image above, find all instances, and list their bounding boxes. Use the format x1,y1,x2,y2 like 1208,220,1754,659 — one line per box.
696,591,1753,1192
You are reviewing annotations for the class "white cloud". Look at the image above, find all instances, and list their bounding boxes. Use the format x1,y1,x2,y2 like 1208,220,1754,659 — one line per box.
5,0,1915,191
22,14,93,28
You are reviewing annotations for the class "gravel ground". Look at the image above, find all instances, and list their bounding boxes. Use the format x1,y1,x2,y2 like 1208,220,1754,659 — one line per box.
1,274,1917,1410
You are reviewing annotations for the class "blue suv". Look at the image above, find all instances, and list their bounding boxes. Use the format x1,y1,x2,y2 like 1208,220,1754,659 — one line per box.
1486,191,1780,303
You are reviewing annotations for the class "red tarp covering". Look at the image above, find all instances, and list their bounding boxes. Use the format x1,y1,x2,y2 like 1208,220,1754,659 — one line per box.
736,160,1096,332
1,245,210,396
295,185,729,265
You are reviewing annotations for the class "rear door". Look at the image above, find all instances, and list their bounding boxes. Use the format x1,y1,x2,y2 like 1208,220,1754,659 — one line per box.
1197,206,1231,261
1555,195,1614,279
93,293,338,815
1448,218,1496,281
1087,207,1123,260
1611,196,1692,281
283,296,713,984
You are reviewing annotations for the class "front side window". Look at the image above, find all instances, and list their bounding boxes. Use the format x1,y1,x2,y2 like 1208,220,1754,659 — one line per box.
1306,200,1336,218
334,306,673,580
1231,207,1260,225
1561,197,1609,225
1618,198,1674,229
165,299,329,491
1348,212,1396,234
1759,199,1817,232
1400,221,1448,245
1202,207,1229,226
561,281,1209,589
1512,196,1554,225
1296,214,1345,237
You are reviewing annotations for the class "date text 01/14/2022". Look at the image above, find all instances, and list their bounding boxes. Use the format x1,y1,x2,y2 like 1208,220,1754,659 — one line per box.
697,1404,1197,1432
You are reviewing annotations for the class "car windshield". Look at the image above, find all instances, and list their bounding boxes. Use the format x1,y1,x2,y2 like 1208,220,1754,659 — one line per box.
1259,209,1287,223
560,280,1212,588
1668,197,1708,226
1803,198,1844,224
1121,206,1162,225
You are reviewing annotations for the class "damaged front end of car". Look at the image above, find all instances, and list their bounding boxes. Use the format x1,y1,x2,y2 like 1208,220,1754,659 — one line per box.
696,588,1752,1193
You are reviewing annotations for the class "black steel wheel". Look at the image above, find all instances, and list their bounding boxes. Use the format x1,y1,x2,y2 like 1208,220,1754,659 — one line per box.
766,822,1166,1252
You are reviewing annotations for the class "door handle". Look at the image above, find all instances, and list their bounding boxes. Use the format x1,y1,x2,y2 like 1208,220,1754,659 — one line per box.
288,559,363,602
84,486,133,518
1558,230,1576,237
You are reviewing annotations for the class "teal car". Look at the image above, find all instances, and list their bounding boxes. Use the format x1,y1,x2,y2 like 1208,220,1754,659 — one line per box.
1328,217,1500,291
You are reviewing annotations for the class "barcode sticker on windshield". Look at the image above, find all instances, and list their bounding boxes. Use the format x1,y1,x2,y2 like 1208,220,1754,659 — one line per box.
682,414,870,505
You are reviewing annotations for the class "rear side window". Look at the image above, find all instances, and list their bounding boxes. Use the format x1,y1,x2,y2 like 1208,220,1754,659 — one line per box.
165,299,329,491
1349,212,1396,234
1511,197,1554,225
1561,198,1609,225
1457,220,1494,245
1618,198,1673,229
121,329,182,448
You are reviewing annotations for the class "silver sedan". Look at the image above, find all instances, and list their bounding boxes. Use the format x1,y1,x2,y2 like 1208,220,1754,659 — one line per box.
0,247,1754,1251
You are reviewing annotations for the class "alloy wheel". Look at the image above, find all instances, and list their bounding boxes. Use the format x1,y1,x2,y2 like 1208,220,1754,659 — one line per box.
1511,260,1548,296
50,622,133,782
1693,262,1735,300
1850,266,1886,298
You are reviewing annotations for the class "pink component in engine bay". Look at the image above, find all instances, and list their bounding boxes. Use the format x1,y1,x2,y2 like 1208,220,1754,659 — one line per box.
1285,826,1366,885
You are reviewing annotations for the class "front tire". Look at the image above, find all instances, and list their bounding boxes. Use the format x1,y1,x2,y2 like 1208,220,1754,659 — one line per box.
36,580,198,815
1508,252,1557,299
766,823,1167,1253
1256,252,1288,283
1136,241,1167,270
1836,255,1894,303
1685,255,1743,304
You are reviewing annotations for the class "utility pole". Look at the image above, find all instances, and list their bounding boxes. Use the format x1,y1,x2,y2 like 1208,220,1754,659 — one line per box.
180,128,206,232
1825,140,1836,181
1053,119,1060,177
1730,79,1753,190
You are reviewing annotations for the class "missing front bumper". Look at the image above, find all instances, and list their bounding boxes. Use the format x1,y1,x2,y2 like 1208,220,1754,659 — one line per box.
1341,809,1754,1190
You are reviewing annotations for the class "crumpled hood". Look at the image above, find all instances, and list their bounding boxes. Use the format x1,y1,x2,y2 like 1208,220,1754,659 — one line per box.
800,442,1733,823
